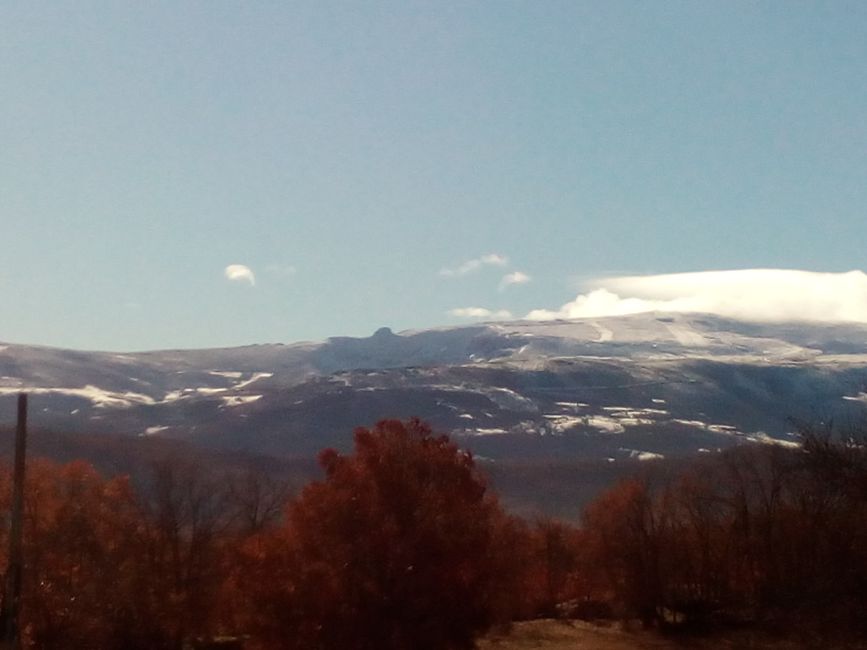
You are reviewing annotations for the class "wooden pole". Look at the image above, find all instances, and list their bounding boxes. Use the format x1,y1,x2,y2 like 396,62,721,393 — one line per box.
0,394,27,649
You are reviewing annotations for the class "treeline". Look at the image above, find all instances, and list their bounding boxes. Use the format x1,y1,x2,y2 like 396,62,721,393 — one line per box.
0,456,291,649
582,428,867,637
0,419,864,648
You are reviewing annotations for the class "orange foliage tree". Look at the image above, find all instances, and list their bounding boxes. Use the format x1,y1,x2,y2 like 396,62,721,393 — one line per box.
0,456,262,649
582,432,867,637
236,418,520,650
16,460,155,649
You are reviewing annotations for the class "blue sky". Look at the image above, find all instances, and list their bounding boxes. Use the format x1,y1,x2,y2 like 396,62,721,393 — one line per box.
2,2,866,351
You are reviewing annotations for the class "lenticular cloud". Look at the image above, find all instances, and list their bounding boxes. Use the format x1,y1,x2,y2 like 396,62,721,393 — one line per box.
527,269,867,323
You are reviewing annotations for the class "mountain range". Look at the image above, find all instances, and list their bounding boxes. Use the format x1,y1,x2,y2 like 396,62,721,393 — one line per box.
3,312,866,468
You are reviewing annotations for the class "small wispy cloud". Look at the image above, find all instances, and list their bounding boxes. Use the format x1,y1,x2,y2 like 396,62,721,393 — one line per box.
439,253,508,278
526,269,867,323
499,270,531,291
224,264,256,286
449,307,513,320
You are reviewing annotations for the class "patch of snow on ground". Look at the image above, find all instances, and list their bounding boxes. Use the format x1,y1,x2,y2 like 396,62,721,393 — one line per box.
221,395,263,407
195,387,228,395
587,415,625,434
747,432,801,448
482,387,538,413
512,420,540,435
144,425,170,435
652,398,666,404
672,419,742,436
235,372,274,389
843,392,867,402
617,417,655,427
459,413,474,420
620,447,665,461
555,401,589,410
472,427,508,435
0,386,155,408
673,418,708,428
0,384,155,408
601,407,667,424
209,370,243,379
542,415,585,433
590,321,614,342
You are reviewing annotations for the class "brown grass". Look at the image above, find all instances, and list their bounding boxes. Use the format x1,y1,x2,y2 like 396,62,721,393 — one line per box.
479,619,867,650
479,619,670,650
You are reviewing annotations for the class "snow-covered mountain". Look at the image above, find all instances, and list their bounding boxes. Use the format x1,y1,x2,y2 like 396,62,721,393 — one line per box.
3,313,867,463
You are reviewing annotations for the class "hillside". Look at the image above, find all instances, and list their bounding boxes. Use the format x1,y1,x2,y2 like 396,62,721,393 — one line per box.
2,313,866,466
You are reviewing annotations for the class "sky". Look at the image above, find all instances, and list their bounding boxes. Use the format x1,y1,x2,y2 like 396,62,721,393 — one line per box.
2,2,867,351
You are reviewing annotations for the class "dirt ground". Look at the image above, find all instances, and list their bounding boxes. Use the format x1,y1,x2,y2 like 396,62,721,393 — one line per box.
478,619,865,650
479,619,673,650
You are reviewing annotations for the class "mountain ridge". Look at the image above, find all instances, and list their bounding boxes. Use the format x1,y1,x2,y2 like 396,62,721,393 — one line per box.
2,312,866,465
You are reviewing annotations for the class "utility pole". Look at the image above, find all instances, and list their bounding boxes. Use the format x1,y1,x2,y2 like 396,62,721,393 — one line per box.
0,394,28,650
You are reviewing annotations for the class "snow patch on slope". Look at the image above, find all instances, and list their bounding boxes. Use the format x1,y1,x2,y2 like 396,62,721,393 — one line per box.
209,370,243,379
221,395,263,407
543,415,585,433
235,372,273,389
484,387,538,413
590,321,613,343
587,415,625,434
0,386,155,408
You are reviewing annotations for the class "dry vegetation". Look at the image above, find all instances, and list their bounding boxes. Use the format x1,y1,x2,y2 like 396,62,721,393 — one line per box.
0,418,864,648
480,619,867,650
481,620,674,650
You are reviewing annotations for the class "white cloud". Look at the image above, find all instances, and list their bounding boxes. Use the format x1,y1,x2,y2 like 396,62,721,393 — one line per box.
224,264,256,286
449,307,513,320
499,271,531,291
527,269,867,323
439,253,508,277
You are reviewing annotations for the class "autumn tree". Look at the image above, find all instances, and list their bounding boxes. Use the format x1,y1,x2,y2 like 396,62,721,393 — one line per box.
13,460,157,649
518,519,586,618
0,455,264,650
138,456,238,648
581,427,867,639
237,418,519,650
583,477,667,627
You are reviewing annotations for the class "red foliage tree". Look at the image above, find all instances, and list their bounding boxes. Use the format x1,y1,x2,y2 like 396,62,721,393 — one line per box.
16,460,154,649
238,418,518,650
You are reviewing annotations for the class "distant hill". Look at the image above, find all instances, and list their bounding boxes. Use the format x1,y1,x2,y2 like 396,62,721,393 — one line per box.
3,313,866,462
